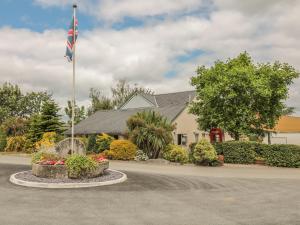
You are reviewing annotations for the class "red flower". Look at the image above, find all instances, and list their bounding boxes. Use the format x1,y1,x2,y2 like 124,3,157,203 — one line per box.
55,160,65,165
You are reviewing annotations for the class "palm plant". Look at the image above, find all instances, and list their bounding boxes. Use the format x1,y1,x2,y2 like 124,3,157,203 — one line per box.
127,111,175,159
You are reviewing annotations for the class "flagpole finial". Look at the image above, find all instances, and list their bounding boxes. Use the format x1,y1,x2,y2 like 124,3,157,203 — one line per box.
73,3,77,8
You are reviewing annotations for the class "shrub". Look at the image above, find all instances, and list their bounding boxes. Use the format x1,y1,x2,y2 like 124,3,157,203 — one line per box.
193,139,218,166
135,150,149,161
127,110,175,159
96,133,114,153
0,128,7,151
87,134,98,153
5,136,27,152
189,142,196,152
65,154,97,178
215,141,256,164
35,132,57,150
263,144,300,168
32,151,60,164
105,140,137,160
163,144,189,164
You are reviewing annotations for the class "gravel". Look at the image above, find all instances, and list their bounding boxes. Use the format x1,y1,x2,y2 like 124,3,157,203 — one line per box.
14,169,123,183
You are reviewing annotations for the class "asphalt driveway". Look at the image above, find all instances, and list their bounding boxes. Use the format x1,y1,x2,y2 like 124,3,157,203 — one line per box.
0,158,299,225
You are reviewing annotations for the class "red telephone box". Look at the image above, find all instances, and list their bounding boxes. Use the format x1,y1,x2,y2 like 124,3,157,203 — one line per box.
209,128,224,143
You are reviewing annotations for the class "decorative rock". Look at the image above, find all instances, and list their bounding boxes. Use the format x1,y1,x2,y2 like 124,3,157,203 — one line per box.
55,138,86,157
32,163,68,179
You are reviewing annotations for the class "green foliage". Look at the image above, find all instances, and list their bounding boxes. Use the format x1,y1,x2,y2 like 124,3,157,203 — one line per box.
263,144,300,168
1,117,29,136
105,140,137,160
0,82,51,123
65,154,97,178
190,52,299,140
87,134,98,153
31,151,60,164
135,150,149,161
64,100,86,125
5,136,27,152
193,139,218,165
26,100,64,146
163,144,189,164
96,133,114,153
0,128,7,151
215,141,300,167
127,110,175,159
87,88,113,116
215,141,257,164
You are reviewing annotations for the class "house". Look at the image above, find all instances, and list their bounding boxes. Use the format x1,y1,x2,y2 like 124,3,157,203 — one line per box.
263,116,300,145
69,90,232,147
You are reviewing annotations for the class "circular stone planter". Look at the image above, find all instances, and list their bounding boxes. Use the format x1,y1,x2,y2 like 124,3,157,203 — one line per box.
10,169,127,189
32,161,109,179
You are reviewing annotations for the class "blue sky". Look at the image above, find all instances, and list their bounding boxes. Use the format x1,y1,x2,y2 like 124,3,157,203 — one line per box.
0,0,299,115
0,0,95,31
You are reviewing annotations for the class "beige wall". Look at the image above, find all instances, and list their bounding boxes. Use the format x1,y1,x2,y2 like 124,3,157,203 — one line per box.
173,107,233,148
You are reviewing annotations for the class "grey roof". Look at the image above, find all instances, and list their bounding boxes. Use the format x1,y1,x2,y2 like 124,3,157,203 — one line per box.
154,90,196,107
139,92,157,106
66,90,196,135
67,104,186,135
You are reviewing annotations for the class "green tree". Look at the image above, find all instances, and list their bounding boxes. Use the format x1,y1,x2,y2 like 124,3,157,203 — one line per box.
0,82,51,123
64,100,86,125
27,100,64,145
87,88,113,116
190,52,299,140
21,91,51,117
127,110,175,159
0,82,22,123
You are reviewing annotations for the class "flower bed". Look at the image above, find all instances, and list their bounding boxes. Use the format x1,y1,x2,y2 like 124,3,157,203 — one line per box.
31,152,109,179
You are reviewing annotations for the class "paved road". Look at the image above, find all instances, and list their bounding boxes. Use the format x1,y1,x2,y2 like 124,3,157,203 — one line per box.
0,157,300,225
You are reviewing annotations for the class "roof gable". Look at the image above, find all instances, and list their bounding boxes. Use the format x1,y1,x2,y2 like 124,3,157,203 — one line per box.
119,93,156,109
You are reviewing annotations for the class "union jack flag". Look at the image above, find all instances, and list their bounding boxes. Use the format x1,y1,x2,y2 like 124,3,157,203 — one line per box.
65,16,78,62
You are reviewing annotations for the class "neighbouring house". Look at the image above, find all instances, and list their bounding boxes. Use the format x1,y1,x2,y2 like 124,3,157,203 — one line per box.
263,116,300,145
68,90,232,148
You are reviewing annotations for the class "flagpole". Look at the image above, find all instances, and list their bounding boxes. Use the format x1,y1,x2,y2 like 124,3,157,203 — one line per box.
71,3,77,154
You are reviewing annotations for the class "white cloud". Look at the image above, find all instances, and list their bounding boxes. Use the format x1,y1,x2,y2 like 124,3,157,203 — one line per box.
2,0,300,115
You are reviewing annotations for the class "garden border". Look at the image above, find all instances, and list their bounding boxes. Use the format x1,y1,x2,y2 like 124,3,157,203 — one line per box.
9,169,127,189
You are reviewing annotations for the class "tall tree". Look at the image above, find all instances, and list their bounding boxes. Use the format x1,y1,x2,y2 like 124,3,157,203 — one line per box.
190,52,299,140
27,100,64,144
21,91,52,117
0,82,51,123
64,100,86,125
87,88,113,116
0,82,22,123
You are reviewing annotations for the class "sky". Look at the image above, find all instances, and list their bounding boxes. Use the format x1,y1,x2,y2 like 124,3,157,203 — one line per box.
0,0,300,115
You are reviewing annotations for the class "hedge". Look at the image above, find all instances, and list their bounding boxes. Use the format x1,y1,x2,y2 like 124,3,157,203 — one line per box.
262,144,300,168
215,141,300,167
214,141,256,164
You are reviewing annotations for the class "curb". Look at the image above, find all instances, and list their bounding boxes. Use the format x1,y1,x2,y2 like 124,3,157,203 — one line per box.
9,169,127,189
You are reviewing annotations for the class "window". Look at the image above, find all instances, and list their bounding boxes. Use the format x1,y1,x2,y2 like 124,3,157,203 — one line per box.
177,134,187,146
